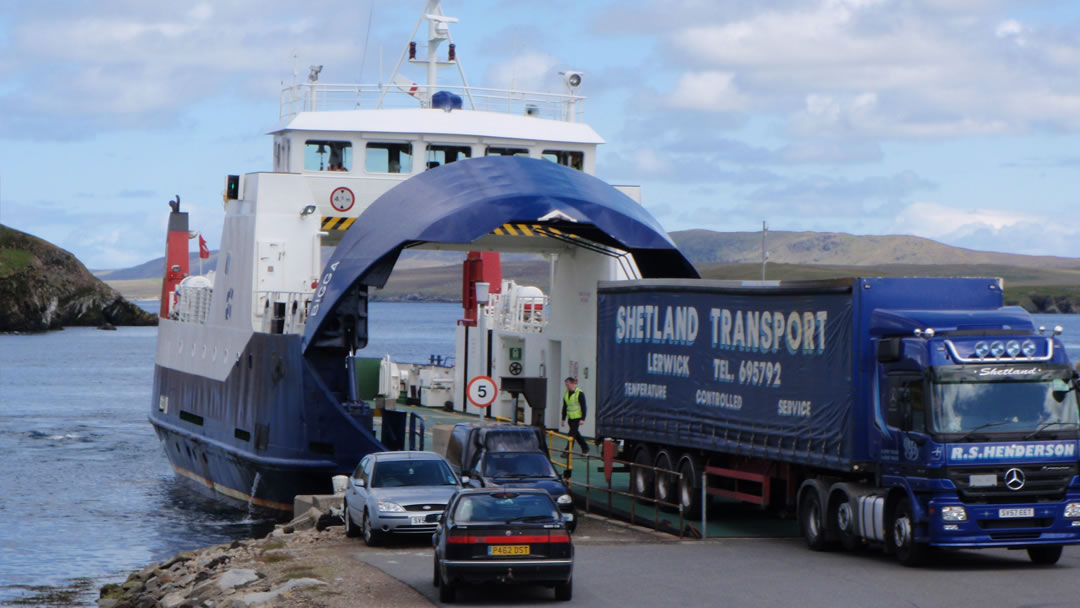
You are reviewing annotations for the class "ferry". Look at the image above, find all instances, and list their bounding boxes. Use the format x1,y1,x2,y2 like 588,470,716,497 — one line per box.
150,0,696,516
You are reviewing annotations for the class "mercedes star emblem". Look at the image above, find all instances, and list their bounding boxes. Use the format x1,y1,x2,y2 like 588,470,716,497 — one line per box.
1004,467,1026,491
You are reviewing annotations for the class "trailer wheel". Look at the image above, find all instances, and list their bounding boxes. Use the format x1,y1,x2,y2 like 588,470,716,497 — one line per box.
678,456,703,519
631,446,655,502
799,488,828,551
1027,545,1063,565
653,450,677,511
890,498,927,567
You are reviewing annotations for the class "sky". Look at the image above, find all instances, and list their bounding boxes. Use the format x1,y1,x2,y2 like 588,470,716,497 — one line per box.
1,0,1079,269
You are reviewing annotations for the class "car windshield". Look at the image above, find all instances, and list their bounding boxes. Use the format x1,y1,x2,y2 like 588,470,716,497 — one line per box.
931,365,1079,434
483,452,555,478
370,459,458,488
453,493,560,523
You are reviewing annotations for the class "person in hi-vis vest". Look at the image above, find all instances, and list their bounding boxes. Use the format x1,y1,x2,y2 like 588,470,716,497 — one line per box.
560,376,589,454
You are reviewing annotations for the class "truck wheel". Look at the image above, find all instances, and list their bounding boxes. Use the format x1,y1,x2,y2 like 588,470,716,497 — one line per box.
1027,546,1063,565
631,446,655,502
654,450,677,510
828,494,860,551
799,488,828,551
890,498,927,567
678,457,703,519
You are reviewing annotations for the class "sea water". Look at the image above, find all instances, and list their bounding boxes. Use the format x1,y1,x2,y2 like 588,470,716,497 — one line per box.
0,301,461,606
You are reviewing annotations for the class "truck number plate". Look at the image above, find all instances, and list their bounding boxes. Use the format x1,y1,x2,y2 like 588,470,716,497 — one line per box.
968,474,996,487
489,545,529,556
999,508,1034,518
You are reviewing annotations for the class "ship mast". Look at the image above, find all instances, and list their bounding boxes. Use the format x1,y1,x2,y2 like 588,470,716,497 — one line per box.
377,0,474,109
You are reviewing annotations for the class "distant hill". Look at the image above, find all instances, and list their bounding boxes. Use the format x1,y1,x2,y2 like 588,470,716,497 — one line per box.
0,225,157,331
94,251,219,280
671,230,1080,269
97,229,1080,313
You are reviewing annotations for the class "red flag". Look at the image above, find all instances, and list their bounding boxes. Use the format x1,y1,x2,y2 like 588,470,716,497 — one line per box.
199,235,210,259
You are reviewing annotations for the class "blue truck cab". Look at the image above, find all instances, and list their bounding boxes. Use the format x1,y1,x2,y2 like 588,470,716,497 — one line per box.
596,277,1080,565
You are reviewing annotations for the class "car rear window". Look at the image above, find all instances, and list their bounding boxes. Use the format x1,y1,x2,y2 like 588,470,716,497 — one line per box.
484,430,541,452
483,452,555,478
370,459,458,488
453,493,559,523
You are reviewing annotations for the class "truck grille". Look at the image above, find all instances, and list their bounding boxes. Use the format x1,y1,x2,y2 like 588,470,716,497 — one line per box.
946,464,1076,503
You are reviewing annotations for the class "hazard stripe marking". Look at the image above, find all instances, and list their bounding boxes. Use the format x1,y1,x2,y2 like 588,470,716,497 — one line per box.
321,217,357,231
490,223,579,240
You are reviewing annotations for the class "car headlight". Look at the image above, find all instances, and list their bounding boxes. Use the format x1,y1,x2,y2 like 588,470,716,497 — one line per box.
557,493,572,506
377,501,406,513
1065,502,1080,518
941,506,967,522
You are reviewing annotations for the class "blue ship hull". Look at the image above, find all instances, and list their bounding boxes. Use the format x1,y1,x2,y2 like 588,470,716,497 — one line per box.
149,332,384,517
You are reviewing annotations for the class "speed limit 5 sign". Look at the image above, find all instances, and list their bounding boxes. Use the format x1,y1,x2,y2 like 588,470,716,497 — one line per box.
466,376,498,408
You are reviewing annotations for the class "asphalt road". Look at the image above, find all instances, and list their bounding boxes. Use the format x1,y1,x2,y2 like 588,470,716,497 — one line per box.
346,516,1080,607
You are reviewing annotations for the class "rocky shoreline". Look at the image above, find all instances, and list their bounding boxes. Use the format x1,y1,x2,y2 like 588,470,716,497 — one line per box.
95,505,431,608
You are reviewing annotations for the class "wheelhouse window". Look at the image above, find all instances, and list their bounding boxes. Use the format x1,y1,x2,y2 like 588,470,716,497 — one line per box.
366,142,413,173
426,144,471,169
542,149,584,171
485,146,529,157
304,140,352,172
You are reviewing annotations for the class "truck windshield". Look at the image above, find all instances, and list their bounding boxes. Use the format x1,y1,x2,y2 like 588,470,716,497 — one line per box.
931,365,1079,434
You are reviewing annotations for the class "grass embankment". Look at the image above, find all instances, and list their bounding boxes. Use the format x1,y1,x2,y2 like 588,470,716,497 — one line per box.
0,248,33,278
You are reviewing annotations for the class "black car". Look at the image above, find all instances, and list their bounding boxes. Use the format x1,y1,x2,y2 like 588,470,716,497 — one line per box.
446,423,578,530
432,488,574,603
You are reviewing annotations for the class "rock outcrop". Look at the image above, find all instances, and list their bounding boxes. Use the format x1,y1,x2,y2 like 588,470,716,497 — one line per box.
0,225,157,332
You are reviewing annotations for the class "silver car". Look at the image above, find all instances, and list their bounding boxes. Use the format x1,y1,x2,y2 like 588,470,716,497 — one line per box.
344,451,462,546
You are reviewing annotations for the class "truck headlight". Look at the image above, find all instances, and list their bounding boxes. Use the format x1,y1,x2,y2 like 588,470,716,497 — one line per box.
377,501,406,513
941,506,967,522
557,493,573,506
1065,503,1080,518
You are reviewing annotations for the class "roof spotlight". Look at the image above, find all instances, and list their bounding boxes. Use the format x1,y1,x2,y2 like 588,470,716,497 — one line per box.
560,70,583,89
1005,340,1021,357
1021,340,1037,357
990,341,1006,358
974,341,990,358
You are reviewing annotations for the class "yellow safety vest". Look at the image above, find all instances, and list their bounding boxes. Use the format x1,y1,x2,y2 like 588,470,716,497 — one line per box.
564,389,583,419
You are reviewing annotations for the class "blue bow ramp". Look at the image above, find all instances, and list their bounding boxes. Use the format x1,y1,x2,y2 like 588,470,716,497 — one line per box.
303,155,698,352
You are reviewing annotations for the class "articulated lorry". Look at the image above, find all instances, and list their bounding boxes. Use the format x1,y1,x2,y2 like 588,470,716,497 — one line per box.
596,277,1080,565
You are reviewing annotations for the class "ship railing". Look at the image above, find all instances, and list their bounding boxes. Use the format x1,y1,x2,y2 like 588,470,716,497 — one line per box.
256,291,311,335
486,293,548,333
174,286,212,324
279,83,585,122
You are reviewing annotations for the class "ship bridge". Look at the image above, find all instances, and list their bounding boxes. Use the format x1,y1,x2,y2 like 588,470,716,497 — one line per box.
303,156,698,433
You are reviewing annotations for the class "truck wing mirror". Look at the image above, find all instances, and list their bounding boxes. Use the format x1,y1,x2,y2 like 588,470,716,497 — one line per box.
877,338,902,363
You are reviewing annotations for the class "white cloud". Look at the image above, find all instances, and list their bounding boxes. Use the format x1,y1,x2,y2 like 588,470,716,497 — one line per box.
890,201,1080,257
894,202,1028,239
485,52,560,92
667,71,747,111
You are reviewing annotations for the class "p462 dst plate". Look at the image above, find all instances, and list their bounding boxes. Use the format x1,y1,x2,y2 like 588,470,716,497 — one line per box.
488,545,529,556
999,508,1035,518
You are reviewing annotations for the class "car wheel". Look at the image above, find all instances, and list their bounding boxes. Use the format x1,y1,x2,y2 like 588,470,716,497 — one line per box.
890,497,927,567
799,487,828,551
554,578,572,601
362,510,380,547
438,575,455,603
344,501,360,538
1027,545,1063,565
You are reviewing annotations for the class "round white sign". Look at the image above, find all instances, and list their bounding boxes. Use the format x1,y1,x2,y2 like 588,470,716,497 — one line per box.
466,376,498,408
330,187,355,212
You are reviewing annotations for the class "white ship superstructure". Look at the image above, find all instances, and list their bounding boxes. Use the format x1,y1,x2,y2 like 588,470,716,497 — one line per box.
150,0,696,515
